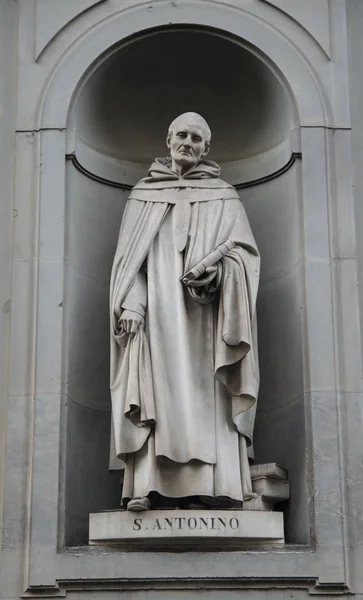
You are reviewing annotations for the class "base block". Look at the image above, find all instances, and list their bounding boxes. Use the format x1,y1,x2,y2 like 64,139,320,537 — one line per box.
89,509,285,550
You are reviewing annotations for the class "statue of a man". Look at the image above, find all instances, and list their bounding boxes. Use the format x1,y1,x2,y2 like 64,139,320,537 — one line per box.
110,112,260,511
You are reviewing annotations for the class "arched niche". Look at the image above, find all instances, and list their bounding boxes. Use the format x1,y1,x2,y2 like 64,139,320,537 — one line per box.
68,28,297,187
63,25,306,546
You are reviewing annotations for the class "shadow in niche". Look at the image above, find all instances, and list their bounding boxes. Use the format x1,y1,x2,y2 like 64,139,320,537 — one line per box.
63,164,124,546
63,26,308,547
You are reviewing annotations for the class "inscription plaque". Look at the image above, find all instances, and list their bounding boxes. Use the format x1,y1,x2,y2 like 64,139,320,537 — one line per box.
89,510,284,550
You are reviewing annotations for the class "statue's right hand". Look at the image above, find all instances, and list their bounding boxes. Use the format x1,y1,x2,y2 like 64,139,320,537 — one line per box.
119,309,144,336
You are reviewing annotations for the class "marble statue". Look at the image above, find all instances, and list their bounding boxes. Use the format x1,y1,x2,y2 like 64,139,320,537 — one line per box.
110,112,260,511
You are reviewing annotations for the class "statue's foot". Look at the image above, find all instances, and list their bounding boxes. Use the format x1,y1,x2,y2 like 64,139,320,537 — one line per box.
127,497,151,511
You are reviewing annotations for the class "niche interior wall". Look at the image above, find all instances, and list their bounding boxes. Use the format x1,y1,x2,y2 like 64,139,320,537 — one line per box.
64,26,303,546
3,1,360,596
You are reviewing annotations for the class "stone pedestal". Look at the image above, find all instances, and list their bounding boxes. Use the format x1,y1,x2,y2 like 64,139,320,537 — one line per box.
89,509,284,550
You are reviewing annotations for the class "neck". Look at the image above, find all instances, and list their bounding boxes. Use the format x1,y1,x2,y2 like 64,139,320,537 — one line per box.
171,159,195,177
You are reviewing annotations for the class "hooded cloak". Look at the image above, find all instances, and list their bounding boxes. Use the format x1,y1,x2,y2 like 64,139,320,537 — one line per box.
110,158,260,503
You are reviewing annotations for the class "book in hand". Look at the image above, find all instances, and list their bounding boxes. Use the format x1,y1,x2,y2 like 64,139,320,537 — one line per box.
181,239,235,284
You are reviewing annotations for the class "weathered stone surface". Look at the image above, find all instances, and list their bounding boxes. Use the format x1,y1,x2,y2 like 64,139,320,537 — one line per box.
252,477,290,502
89,509,284,550
250,463,287,480
2,0,363,597
250,462,290,509
110,114,260,510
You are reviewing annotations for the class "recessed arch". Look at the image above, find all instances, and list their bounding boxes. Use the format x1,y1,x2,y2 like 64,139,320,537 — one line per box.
71,27,295,162
37,0,332,130
59,15,310,545
68,25,298,187
20,0,353,587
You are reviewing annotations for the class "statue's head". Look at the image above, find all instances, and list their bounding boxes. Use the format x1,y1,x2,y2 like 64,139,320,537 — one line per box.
166,112,211,174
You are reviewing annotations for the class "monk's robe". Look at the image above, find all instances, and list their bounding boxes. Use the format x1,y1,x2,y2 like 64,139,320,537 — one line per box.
110,158,260,505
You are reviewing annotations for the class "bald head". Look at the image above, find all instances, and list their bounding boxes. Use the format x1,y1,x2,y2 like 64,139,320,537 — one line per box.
166,112,211,176
167,112,211,145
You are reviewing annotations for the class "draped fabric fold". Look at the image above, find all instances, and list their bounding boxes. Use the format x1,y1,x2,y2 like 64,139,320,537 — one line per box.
183,196,260,448
109,201,169,469
109,158,260,503
110,329,155,467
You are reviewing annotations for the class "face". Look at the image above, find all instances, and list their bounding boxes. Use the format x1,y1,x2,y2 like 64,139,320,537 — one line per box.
166,118,209,171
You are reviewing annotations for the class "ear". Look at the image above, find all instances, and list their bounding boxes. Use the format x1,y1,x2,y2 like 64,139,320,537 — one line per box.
166,134,171,149
202,141,210,157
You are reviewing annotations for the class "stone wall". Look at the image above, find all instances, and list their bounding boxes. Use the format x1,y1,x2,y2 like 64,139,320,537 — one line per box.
1,1,363,598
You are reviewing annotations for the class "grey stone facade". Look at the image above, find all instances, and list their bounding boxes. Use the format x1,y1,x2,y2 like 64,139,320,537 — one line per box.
1,0,363,597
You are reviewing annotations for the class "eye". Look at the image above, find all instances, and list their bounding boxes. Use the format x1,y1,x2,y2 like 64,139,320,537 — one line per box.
192,136,202,143
177,132,187,138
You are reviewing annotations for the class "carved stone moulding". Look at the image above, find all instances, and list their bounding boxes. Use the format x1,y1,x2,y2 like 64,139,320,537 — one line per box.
17,0,354,596
89,509,285,550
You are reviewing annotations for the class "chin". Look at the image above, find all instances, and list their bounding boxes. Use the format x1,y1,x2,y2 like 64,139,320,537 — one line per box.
175,157,197,169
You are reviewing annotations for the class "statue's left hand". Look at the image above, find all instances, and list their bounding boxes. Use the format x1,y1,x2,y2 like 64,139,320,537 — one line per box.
119,309,144,336
183,264,222,305
186,265,220,289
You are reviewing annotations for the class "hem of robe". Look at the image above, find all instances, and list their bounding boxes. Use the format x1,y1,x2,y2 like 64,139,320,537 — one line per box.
121,430,249,505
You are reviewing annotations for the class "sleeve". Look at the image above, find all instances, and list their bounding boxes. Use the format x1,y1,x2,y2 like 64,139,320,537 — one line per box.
120,266,147,318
